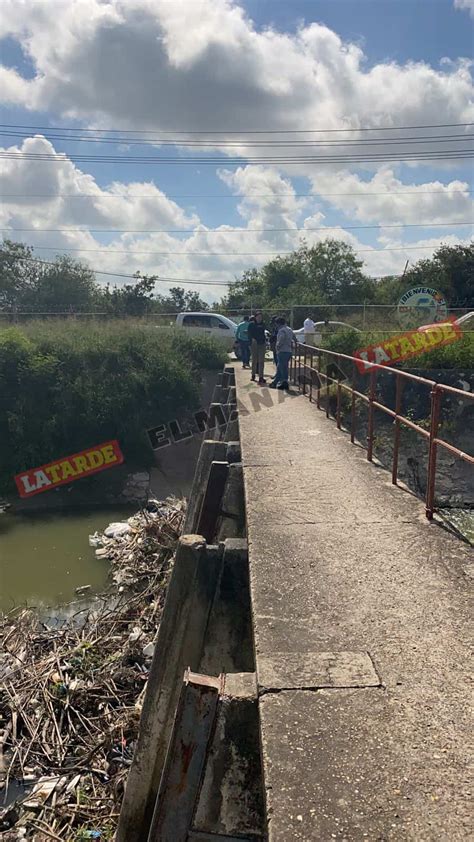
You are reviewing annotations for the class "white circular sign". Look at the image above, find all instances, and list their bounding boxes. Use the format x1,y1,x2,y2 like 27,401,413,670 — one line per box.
397,287,448,327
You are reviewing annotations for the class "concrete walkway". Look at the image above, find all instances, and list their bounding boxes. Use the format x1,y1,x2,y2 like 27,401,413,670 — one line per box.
235,366,473,841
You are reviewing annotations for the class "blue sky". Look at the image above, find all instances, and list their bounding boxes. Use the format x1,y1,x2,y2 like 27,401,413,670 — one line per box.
0,0,472,300
244,0,473,65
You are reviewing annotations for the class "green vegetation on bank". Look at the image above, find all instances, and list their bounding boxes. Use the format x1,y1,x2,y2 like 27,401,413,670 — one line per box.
0,321,227,494
322,327,474,369
1,239,472,321
220,240,473,314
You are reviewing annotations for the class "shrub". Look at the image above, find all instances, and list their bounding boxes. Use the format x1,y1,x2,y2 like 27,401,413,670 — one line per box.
0,321,227,493
322,327,474,370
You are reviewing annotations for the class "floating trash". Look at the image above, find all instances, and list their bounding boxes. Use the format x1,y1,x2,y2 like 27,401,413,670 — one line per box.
0,498,185,839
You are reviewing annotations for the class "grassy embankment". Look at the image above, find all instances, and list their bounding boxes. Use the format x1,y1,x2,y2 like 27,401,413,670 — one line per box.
322,327,474,369
0,321,227,495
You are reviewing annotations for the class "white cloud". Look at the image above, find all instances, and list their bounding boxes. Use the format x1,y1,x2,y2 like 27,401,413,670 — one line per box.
454,0,474,16
0,136,199,232
0,140,470,300
0,0,472,148
218,166,309,248
308,168,473,224
0,1,472,299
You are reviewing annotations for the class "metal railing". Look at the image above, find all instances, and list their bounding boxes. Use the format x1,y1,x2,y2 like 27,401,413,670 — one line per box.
290,343,474,519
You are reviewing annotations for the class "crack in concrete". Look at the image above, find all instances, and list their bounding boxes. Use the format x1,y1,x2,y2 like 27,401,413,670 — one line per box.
258,683,382,697
250,518,421,526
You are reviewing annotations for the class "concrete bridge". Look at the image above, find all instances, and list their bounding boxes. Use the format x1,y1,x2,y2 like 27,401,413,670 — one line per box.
236,365,472,841
118,360,473,842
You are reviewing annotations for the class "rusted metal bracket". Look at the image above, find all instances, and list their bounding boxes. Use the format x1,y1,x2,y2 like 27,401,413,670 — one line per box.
147,671,224,842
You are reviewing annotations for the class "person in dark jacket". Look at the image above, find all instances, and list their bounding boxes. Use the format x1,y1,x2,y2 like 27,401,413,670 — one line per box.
236,315,251,368
248,311,267,384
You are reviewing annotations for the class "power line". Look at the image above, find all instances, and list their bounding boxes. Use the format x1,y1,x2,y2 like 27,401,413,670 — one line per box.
1,120,473,134
0,189,471,199
2,129,473,147
1,151,472,166
2,221,471,234
10,256,230,286
12,243,470,256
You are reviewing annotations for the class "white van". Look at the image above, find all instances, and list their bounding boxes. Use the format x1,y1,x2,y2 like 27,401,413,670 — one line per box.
175,312,239,354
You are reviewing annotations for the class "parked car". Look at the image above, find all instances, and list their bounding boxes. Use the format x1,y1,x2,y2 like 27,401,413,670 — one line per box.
294,321,362,345
417,311,473,332
174,312,240,357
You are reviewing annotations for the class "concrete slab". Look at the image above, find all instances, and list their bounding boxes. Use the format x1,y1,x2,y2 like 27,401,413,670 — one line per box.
257,651,380,690
234,366,474,841
260,688,473,841
243,464,422,524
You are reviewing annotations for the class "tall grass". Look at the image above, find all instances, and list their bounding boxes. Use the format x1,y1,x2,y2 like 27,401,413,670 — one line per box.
322,327,474,370
0,321,227,493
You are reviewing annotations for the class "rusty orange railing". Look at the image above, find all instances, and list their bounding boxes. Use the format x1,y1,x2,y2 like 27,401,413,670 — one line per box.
290,343,474,519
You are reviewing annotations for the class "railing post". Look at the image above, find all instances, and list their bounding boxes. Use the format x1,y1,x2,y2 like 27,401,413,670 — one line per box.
317,351,322,410
302,345,307,395
426,386,442,519
336,355,342,430
297,345,302,393
325,353,330,419
350,362,357,444
366,367,376,462
392,374,403,485
309,348,313,403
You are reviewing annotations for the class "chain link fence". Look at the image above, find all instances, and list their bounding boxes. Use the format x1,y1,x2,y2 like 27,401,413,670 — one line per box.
1,304,472,333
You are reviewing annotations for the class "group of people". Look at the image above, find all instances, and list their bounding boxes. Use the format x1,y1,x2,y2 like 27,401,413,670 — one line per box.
235,311,297,390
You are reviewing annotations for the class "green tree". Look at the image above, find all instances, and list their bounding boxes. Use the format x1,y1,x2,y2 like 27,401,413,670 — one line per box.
221,268,266,310
0,240,37,309
392,244,474,308
0,240,99,313
223,239,374,310
262,255,305,299
291,240,373,305
22,255,98,313
104,273,157,315
157,287,209,313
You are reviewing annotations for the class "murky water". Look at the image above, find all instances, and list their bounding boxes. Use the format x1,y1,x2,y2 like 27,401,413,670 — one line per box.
439,508,474,545
0,507,133,613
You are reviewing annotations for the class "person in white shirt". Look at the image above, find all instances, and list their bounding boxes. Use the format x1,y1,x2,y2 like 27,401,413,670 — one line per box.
303,316,316,346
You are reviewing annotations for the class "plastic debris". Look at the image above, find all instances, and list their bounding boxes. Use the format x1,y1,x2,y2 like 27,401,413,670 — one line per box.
88,531,103,548
142,641,155,659
104,522,131,538
0,497,185,839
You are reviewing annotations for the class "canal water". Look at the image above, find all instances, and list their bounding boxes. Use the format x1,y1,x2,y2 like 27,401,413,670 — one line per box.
0,507,133,614
1,505,472,615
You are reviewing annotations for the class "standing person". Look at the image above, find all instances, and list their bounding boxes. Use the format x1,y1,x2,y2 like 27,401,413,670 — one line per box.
269,316,278,365
270,317,297,390
236,315,251,368
303,315,317,346
248,311,267,384
248,315,255,365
